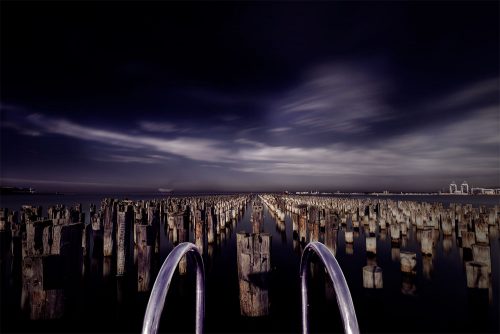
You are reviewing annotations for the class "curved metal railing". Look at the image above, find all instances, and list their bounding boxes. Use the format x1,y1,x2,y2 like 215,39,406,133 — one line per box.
300,242,359,334
142,242,205,334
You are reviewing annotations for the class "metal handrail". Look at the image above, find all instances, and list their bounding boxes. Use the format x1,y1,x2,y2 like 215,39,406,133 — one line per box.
142,242,205,334
300,242,359,334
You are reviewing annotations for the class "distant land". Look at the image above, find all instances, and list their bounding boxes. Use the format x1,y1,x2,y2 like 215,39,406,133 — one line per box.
1,185,499,197
0,186,62,195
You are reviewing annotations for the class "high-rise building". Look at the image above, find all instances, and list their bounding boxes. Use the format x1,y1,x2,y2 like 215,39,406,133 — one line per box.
449,182,458,194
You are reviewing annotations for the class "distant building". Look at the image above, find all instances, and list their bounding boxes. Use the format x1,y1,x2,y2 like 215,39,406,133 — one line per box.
449,182,458,194
460,181,469,194
470,187,500,195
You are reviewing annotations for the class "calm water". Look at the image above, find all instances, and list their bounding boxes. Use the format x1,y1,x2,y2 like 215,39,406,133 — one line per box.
1,194,499,333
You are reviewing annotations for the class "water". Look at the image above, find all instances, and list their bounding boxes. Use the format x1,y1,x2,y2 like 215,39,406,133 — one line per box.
1,194,499,333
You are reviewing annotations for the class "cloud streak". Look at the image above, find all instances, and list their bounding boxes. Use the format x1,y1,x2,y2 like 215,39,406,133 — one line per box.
2,67,498,190
15,98,497,183
273,64,392,134
25,114,232,163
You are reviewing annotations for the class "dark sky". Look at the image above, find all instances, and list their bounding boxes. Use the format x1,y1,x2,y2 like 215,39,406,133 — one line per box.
1,2,499,193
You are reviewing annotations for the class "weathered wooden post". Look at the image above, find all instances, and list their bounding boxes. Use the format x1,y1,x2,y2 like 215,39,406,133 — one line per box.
236,232,271,316
296,205,306,243
24,219,52,258
136,224,152,292
488,208,497,225
103,203,114,257
465,261,489,289
292,213,299,240
173,212,189,275
379,218,387,230
345,231,353,244
421,229,434,256
366,236,376,254
346,242,354,255
415,213,424,230
401,222,408,236
91,214,103,264
362,265,383,289
442,218,453,236
474,220,489,244
194,215,204,255
400,251,417,274
368,219,376,235
0,208,10,231
22,255,65,319
251,201,264,234
390,223,400,243
324,219,338,256
352,220,360,231
116,210,126,276
116,205,132,276
207,207,215,244
308,221,319,243
472,244,491,273
461,231,476,249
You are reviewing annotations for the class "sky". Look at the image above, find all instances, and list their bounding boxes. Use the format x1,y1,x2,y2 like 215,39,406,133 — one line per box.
1,2,499,193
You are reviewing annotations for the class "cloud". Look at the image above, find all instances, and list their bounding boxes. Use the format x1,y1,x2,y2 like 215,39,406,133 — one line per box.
93,154,173,164
273,63,391,134
268,127,291,133
15,99,499,183
430,78,499,111
1,121,42,137
231,103,499,179
25,114,232,163
199,164,222,168
5,72,499,189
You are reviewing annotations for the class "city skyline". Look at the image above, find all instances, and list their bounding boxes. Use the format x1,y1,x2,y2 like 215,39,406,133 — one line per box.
1,2,499,193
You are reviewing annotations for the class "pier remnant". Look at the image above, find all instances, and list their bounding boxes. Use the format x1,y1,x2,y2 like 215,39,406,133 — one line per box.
400,251,417,274
465,261,489,289
136,224,153,292
236,232,271,317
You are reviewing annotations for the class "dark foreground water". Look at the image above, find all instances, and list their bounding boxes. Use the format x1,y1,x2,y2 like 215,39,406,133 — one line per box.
1,194,499,333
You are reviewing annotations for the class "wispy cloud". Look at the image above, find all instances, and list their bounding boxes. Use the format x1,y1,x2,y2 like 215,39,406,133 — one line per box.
93,154,173,164
231,103,499,178
1,121,42,137
25,114,232,163
273,63,391,134
268,127,291,133
4,72,499,189
430,78,499,111
14,101,499,182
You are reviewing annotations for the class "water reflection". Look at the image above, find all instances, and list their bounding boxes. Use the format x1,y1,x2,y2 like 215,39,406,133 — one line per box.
422,255,433,279
0,194,498,333
401,273,417,296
